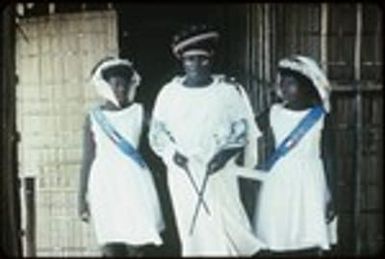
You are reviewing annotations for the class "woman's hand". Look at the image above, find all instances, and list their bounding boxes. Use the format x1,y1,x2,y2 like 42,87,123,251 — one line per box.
207,153,227,175
207,148,242,175
173,151,189,169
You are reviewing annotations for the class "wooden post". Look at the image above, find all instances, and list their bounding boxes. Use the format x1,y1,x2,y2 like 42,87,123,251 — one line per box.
24,177,36,257
1,3,22,256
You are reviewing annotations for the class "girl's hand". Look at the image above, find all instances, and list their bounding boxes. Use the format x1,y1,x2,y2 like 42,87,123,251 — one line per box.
326,199,336,224
78,199,90,223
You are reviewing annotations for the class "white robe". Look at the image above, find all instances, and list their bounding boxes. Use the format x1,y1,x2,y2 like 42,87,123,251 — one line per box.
87,103,164,246
149,75,266,256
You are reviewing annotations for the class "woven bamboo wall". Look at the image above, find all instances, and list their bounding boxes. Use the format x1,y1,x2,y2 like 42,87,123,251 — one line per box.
15,10,118,256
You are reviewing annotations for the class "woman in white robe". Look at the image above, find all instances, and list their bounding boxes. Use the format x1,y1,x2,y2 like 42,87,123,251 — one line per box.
149,25,266,256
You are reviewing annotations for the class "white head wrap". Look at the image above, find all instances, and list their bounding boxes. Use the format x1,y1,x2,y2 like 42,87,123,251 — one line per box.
277,55,332,112
90,57,141,107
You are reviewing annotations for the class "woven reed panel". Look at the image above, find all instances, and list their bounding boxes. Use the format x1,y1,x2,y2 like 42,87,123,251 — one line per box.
16,10,118,256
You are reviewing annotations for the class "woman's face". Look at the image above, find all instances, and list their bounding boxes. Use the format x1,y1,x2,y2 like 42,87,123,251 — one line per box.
182,54,212,84
108,75,131,107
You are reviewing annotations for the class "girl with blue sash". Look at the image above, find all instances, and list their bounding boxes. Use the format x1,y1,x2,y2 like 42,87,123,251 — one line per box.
78,57,164,257
252,55,337,256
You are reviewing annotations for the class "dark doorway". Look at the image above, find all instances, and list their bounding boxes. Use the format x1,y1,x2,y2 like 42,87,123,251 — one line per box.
117,4,230,109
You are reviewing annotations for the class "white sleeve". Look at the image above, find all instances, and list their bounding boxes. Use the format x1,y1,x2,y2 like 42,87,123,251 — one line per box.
148,87,178,164
236,84,261,168
214,83,260,168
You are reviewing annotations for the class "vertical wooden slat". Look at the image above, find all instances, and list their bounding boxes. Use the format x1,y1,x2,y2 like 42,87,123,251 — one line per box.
354,4,362,82
321,3,328,74
264,4,271,88
248,4,256,155
353,3,363,255
245,4,252,95
24,177,36,256
258,3,263,92
374,7,382,82
257,4,264,112
270,5,274,77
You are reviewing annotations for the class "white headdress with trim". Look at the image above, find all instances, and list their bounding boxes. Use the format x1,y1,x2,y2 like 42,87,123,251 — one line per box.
90,57,141,107
277,55,332,112
171,24,219,59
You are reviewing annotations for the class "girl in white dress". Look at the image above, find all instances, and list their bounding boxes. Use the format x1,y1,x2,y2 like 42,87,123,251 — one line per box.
253,55,337,256
149,25,266,256
78,57,164,257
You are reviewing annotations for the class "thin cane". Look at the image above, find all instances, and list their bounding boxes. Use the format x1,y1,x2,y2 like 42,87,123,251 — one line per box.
181,164,210,214
165,130,211,215
189,167,211,235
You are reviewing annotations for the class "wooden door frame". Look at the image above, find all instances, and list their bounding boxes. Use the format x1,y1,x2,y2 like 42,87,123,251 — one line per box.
0,3,22,257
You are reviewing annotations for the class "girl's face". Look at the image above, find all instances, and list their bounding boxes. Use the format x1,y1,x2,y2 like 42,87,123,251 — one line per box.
108,75,131,107
182,54,212,85
279,74,303,104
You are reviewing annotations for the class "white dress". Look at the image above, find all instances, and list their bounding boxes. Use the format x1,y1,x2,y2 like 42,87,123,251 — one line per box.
253,103,336,251
149,75,266,256
87,103,164,246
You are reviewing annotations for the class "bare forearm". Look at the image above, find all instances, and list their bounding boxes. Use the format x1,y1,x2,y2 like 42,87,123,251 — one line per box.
322,116,336,201
78,115,95,201
78,163,91,200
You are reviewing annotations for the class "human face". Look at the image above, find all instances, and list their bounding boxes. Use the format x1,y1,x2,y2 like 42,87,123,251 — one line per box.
279,74,303,104
182,54,212,85
107,75,131,107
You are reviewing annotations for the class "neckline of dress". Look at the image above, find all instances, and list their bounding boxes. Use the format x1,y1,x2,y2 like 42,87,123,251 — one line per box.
278,103,312,114
100,102,139,115
176,75,222,91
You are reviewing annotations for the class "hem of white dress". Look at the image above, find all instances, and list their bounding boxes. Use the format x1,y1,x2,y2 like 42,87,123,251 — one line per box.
98,237,163,247
267,242,331,252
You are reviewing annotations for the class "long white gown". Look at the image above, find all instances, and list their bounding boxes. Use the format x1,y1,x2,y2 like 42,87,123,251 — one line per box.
87,103,164,246
149,75,266,256
253,103,337,251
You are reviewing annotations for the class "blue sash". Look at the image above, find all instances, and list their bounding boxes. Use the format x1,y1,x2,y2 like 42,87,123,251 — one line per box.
256,105,325,172
91,107,148,169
